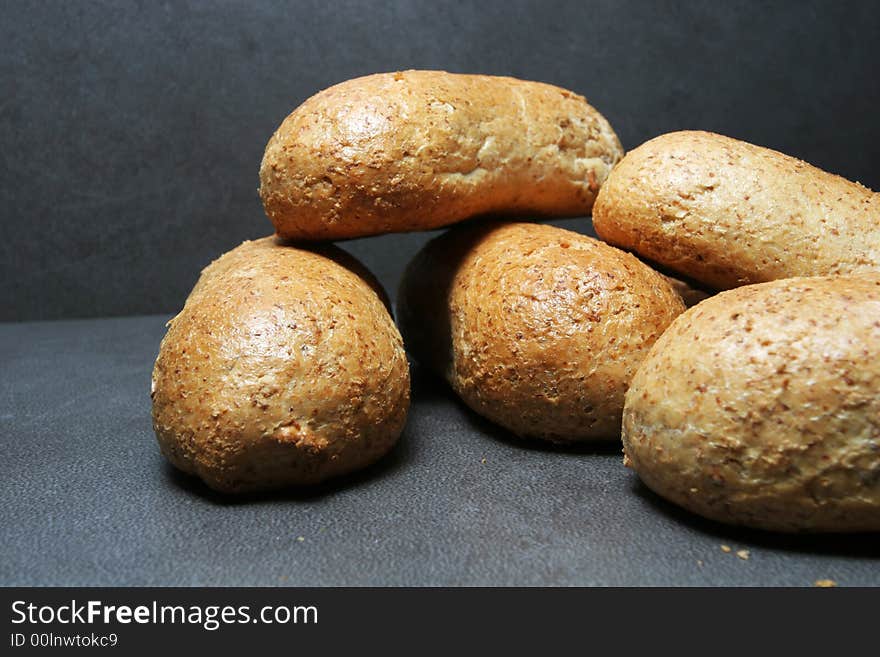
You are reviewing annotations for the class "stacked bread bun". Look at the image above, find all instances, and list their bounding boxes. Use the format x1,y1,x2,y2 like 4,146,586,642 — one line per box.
259,71,623,240
151,238,409,492
622,274,880,532
152,70,626,491
593,131,880,288
594,131,880,532
397,222,683,442
152,70,879,533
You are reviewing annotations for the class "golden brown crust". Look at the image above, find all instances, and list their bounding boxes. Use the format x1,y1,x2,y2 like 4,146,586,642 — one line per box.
151,237,410,492
260,70,623,240
593,130,880,289
622,274,880,532
398,221,685,442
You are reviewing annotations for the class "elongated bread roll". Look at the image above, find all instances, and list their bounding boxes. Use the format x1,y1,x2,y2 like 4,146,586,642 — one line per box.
260,70,623,240
151,237,410,492
593,131,880,289
397,222,685,442
622,274,880,532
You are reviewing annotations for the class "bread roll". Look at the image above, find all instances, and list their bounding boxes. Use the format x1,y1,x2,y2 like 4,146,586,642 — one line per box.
260,70,623,240
622,274,880,532
151,237,410,492
593,131,880,289
397,222,685,442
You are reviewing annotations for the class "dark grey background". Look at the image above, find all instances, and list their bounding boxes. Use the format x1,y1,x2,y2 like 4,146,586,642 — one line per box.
1,0,879,321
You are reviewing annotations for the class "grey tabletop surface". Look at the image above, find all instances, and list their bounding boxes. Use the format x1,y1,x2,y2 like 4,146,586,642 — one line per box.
1,315,878,587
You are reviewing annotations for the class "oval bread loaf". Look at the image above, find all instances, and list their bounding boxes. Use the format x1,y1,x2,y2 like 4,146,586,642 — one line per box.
151,237,410,492
593,131,880,289
397,222,686,442
622,274,880,532
260,70,623,240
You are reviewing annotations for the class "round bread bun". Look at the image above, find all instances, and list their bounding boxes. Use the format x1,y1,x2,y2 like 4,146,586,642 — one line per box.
151,237,410,493
397,221,686,442
260,70,623,240
593,130,880,289
622,274,880,532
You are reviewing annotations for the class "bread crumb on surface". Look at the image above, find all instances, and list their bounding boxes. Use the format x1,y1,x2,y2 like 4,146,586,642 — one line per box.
814,579,838,588
720,544,732,553
296,536,305,543
736,549,750,561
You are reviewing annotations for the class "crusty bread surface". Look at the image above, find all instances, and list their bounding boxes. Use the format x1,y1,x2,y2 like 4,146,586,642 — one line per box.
260,70,623,240
593,130,880,289
622,274,880,532
151,237,410,492
397,221,685,442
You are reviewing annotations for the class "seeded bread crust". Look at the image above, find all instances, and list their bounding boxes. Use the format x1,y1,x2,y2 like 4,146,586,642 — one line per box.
593,130,880,289
622,274,880,532
151,237,410,492
260,70,623,240
398,221,685,442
